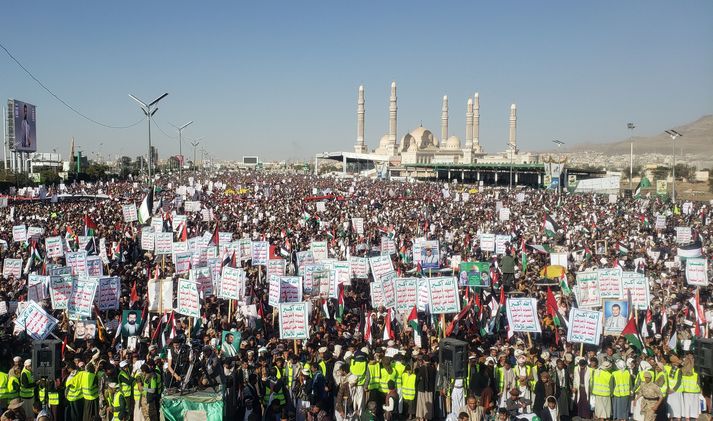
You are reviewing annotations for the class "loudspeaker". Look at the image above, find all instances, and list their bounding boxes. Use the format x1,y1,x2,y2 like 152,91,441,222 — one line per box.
32,340,61,382
439,338,468,379
695,338,713,378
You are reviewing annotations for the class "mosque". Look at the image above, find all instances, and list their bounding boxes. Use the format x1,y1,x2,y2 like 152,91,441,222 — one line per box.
353,82,539,166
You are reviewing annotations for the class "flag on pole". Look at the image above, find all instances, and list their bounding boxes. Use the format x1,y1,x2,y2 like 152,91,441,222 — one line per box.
130,281,139,307
383,309,394,341
544,214,560,238
364,312,373,344
407,306,421,347
321,299,330,319
336,284,345,323
83,215,97,237
546,287,562,344
209,222,220,249
621,316,644,352
138,188,154,225
520,238,528,274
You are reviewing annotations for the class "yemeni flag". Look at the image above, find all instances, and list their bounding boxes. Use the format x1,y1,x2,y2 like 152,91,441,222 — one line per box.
130,281,139,307
83,215,97,237
176,221,188,242
336,284,345,323
621,316,644,352
544,214,560,238
383,309,395,340
138,188,154,225
688,291,706,337
209,222,220,248
446,296,473,337
364,312,373,344
520,239,527,274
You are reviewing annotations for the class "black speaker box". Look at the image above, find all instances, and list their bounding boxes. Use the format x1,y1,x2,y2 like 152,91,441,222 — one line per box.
695,338,713,378
439,338,468,379
32,340,61,382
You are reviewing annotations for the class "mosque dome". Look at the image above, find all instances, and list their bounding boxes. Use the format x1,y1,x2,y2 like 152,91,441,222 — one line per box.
378,133,391,148
445,135,461,149
402,126,437,150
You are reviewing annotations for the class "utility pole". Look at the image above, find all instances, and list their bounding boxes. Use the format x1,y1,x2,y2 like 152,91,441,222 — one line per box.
129,93,168,182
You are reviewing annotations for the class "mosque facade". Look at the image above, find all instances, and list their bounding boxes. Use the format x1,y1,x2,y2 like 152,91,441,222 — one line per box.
353,82,539,166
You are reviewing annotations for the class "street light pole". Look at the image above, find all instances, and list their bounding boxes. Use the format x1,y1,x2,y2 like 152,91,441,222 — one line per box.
170,121,193,181
190,140,200,171
129,93,168,182
665,130,682,203
552,140,565,194
627,123,635,191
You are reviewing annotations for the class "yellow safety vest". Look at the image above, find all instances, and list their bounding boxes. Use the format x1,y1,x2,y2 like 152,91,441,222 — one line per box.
592,369,612,397
495,366,504,392
19,368,34,399
118,371,132,399
38,387,60,406
394,362,406,389
133,373,143,400
0,372,9,400
379,368,397,394
368,363,381,391
655,371,668,395
681,372,701,394
264,384,286,406
112,390,124,421
65,373,83,402
665,366,682,393
350,361,367,386
612,370,631,397
286,365,294,388
7,375,19,399
319,361,327,376
82,371,99,400
402,372,416,401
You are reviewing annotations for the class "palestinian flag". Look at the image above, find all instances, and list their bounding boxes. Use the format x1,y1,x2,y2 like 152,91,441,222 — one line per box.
336,284,345,323
546,287,561,344
544,214,560,238
530,243,554,254
520,239,527,274
138,188,154,225
583,246,593,261
446,296,473,337
321,299,330,319
621,316,644,352
616,242,629,256
209,222,220,248
678,242,703,259
559,275,572,295
83,215,97,237
633,176,651,198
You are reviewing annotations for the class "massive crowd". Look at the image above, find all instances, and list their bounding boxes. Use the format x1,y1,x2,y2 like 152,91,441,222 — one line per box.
0,169,711,421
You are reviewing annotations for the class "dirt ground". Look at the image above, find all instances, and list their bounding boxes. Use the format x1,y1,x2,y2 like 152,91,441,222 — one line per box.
626,181,713,202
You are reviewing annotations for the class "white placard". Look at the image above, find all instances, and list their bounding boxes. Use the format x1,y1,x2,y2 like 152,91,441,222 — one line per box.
597,267,623,299
177,279,200,317
506,297,542,333
148,278,174,312
279,302,309,340
428,277,460,314
97,277,120,311
251,241,269,266
155,232,173,255
479,233,496,253
575,271,601,308
685,258,708,286
122,204,138,222
311,241,328,262
394,278,418,312
566,308,603,345
45,236,64,258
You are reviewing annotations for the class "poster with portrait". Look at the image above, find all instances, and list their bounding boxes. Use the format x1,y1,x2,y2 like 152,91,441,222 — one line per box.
121,309,142,338
458,262,490,287
221,330,242,357
420,241,440,270
74,320,97,340
603,299,629,336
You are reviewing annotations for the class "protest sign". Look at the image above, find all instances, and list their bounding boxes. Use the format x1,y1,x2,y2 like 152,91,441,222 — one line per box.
27,226,44,239
12,225,27,242
685,258,708,286
381,237,397,256
219,232,233,248
77,236,92,251
151,216,164,233
28,275,48,302
479,234,496,252
566,308,603,345
621,272,650,310
316,202,326,212
370,281,385,309
428,277,460,314
279,302,309,340
174,252,192,275
499,208,511,221
220,266,244,300
369,255,395,280
280,277,303,303
332,261,352,287
67,277,98,319
3,258,22,278
550,253,568,268
379,273,396,309
296,251,314,273
66,251,88,277
50,276,73,310
237,238,252,260
14,301,58,341
495,235,510,255
269,275,281,307
86,256,103,277
394,278,418,312
315,269,332,299
675,227,692,244
45,236,64,258
352,218,364,235
251,241,269,266
506,297,542,333
655,214,666,230
458,262,491,287
97,277,120,311
268,259,286,277
122,204,138,222
172,241,188,260
148,278,173,312
172,214,187,232
140,227,155,251
417,278,431,312
177,279,200,318
185,200,201,212
155,232,173,255
302,264,320,295
74,320,97,340
597,267,623,299
190,267,213,297
349,256,369,278
311,241,328,261
574,271,601,308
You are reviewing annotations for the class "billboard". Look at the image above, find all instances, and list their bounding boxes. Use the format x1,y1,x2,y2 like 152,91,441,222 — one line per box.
242,156,259,165
8,99,37,152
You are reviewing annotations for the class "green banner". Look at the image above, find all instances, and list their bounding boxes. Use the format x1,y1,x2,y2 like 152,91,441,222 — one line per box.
459,262,490,287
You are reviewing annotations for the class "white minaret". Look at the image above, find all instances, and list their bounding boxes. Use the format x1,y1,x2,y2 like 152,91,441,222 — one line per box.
354,85,366,153
388,81,397,147
441,95,448,147
509,103,517,152
465,98,473,149
473,92,482,152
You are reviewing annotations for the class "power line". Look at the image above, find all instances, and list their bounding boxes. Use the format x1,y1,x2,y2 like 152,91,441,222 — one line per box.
0,41,144,129
151,118,178,139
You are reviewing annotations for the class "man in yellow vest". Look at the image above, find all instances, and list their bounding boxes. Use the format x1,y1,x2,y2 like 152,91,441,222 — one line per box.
349,351,369,415
117,361,133,418
590,359,613,421
19,359,35,417
82,362,100,420
401,365,417,420
107,382,127,421
65,363,84,421
612,359,631,421
664,355,683,421
367,353,381,405
379,357,397,402
680,359,701,420
0,368,9,412
6,357,22,403
37,378,60,421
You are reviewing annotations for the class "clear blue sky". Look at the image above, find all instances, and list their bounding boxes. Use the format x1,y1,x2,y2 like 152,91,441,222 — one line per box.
1,1,711,162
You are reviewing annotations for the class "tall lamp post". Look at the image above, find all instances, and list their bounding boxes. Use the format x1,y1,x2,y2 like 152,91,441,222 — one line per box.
170,121,193,180
190,140,201,171
552,140,565,193
129,93,168,182
664,129,682,202
627,123,636,191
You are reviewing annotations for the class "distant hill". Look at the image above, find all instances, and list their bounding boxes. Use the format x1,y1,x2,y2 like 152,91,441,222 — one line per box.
566,115,713,156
